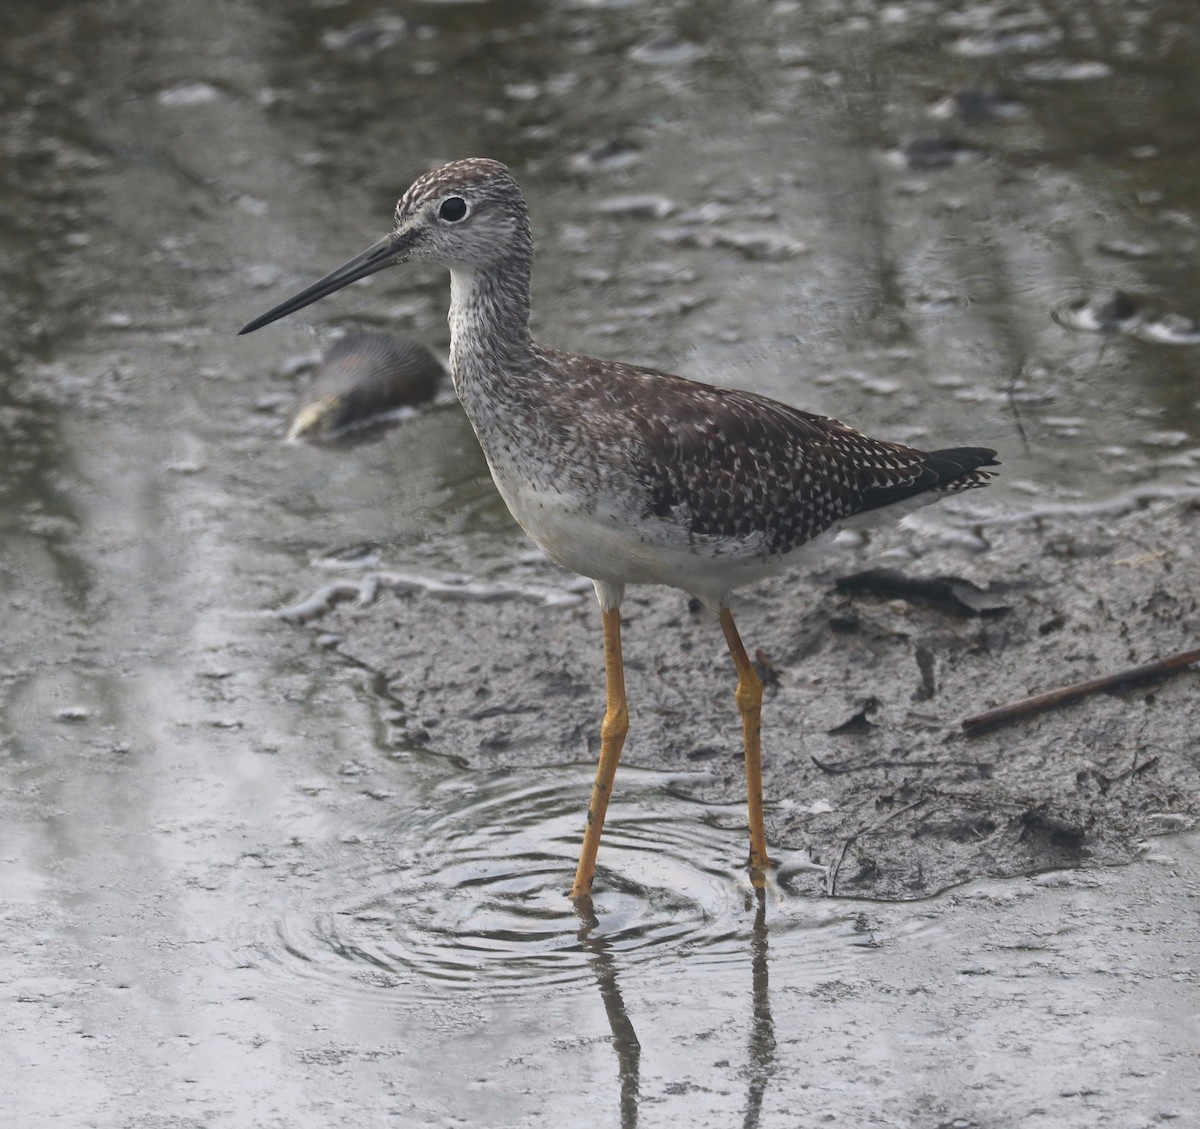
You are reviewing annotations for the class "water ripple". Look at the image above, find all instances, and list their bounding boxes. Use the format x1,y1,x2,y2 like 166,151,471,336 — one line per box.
225,766,877,1005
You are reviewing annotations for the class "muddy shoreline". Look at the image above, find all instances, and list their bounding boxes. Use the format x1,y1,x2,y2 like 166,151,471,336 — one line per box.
291,487,1200,900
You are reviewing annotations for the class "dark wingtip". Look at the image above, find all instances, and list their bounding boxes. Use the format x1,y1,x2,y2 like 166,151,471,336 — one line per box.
926,446,1001,477
855,445,999,515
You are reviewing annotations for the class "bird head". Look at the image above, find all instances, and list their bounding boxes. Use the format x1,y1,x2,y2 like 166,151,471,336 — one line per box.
239,158,529,335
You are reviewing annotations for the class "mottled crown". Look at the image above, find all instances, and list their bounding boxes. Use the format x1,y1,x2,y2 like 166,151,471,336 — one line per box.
395,158,525,226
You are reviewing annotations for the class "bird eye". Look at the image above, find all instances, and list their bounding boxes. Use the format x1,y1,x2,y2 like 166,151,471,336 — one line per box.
438,196,468,222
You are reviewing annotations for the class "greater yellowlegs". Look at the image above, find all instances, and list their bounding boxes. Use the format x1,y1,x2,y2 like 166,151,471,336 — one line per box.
240,158,998,897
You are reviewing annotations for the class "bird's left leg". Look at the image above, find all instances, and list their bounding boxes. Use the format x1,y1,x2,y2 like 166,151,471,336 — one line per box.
719,607,769,884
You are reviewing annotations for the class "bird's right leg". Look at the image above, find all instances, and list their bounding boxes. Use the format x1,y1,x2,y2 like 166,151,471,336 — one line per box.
570,597,629,899
719,607,769,885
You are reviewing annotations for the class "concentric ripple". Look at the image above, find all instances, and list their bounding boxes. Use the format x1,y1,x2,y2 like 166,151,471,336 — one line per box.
225,765,865,1005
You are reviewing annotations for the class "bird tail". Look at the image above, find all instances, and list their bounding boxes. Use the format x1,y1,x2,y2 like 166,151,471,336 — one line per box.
856,446,999,515
923,446,1000,493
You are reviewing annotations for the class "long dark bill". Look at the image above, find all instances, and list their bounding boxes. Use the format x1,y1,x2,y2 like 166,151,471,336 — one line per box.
238,231,408,335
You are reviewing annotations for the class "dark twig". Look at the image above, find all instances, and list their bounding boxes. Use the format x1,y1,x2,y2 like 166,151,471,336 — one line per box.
962,646,1200,737
825,795,932,896
1099,753,1160,789
812,755,965,775
930,786,1026,810
1005,356,1032,458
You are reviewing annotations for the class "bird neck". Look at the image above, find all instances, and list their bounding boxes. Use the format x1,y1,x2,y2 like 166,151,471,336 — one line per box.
447,253,536,398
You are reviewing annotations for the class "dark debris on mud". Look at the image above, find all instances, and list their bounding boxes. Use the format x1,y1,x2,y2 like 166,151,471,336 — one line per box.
313,498,1200,901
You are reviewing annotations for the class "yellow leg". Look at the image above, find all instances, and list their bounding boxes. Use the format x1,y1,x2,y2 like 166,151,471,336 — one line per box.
570,606,629,898
719,607,769,884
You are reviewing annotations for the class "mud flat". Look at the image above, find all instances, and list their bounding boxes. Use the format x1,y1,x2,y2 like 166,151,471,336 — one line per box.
298,488,1200,900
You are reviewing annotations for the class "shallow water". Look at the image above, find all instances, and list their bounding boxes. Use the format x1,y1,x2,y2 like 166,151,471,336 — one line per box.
3,0,1200,1125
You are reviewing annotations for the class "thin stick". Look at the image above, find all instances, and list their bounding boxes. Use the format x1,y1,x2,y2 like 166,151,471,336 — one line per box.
811,755,987,776
961,646,1200,738
825,795,931,896
1005,355,1032,458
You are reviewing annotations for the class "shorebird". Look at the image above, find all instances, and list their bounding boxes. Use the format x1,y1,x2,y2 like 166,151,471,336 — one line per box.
240,158,998,897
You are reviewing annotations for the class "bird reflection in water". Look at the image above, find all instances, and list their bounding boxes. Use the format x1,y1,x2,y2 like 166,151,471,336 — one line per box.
575,896,642,1129
573,888,777,1129
743,887,777,1129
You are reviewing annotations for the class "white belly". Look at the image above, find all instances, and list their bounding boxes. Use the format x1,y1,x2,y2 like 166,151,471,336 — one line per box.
490,472,790,606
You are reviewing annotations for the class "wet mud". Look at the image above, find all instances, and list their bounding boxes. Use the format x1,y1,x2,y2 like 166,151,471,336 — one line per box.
310,487,1200,901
